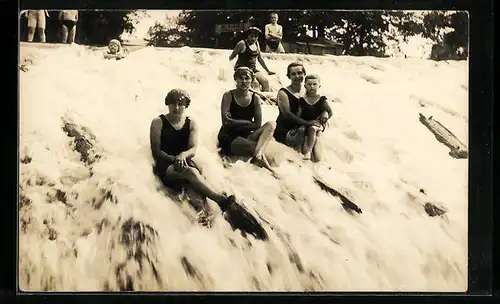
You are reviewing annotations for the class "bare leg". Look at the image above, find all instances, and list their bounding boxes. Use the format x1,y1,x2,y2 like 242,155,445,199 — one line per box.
27,27,35,42
247,121,276,158
230,134,278,175
302,126,319,160
254,71,270,92
61,25,69,43
164,165,226,204
38,28,46,43
311,133,323,163
69,25,76,43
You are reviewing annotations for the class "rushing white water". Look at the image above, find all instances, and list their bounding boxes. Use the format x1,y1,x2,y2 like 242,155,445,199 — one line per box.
19,43,468,292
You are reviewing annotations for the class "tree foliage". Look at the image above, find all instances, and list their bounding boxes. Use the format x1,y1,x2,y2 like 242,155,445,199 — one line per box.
147,10,468,60
77,10,136,45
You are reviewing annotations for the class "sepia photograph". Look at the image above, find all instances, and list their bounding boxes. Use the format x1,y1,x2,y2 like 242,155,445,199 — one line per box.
18,9,469,292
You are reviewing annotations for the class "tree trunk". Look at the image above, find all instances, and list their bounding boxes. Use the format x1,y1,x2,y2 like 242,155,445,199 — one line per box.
318,25,325,38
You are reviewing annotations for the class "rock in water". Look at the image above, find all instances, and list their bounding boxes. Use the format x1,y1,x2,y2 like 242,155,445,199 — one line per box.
224,202,269,241
313,176,363,215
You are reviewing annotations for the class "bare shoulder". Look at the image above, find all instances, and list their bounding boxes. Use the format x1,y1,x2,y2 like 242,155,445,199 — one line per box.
151,116,163,127
277,89,288,100
188,117,198,129
253,93,263,104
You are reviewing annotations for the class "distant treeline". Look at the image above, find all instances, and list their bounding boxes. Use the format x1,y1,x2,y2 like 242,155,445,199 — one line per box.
147,10,468,60
19,10,468,60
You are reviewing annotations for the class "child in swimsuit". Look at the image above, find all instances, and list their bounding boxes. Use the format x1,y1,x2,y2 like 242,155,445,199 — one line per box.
297,74,333,161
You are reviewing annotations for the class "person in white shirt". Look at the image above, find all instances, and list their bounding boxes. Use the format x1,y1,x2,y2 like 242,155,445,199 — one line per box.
264,12,285,53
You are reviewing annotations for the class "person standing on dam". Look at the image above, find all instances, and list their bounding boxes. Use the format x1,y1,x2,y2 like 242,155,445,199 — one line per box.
59,10,79,44
150,89,237,214
264,12,285,53
229,27,275,92
23,10,49,43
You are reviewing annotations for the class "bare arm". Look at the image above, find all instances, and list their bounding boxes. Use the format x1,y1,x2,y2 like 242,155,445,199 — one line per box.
265,25,272,40
58,11,63,20
266,25,283,40
322,98,333,118
277,90,314,126
257,43,272,72
179,119,198,159
229,40,245,61
75,11,78,22
220,91,253,127
150,117,177,163
275,25,283,40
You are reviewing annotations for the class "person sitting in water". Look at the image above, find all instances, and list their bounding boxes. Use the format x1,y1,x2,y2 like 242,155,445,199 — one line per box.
217,67,277,174
274,62,319,151
296,74,333,162
229,27,275,92
104,39,128,60
150,89,237,214
264,12,285,53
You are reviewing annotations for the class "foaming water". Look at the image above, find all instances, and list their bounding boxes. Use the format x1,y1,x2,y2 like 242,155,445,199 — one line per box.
19,44,468,292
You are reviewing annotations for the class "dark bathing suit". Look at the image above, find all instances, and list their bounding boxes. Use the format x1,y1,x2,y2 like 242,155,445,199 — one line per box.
273,88,301,144
62,20,76,31
235,40,260,73
267,40,280,51
153,115,200,189
217,91,257,156
299,96,328,121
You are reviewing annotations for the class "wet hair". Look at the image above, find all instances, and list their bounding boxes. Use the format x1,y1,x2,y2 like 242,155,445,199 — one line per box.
233,66,255,80
165,88,191,108
270,12,278,18
305,74,321,83
286,62,306,78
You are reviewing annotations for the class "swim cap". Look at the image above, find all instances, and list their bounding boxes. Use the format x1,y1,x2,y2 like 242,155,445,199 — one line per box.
165,89,191,107
246,26,262,36
233,66,254,80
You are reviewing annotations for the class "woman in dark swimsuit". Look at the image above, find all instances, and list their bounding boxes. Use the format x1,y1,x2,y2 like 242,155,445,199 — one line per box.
229,27,275,92
273,62,323,150
217,67,277,174
150,89,236,213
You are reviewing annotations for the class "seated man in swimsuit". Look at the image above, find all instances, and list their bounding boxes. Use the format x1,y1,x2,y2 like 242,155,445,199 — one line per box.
296,74,333,162
217,67,277,174
104,39,128,60
229,27,275,92
274,62,322,151
150,89,237,214
264,13,285,53
59,10,78,44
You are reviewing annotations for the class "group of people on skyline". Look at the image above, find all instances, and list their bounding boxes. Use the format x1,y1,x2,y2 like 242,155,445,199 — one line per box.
21,10,79,44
